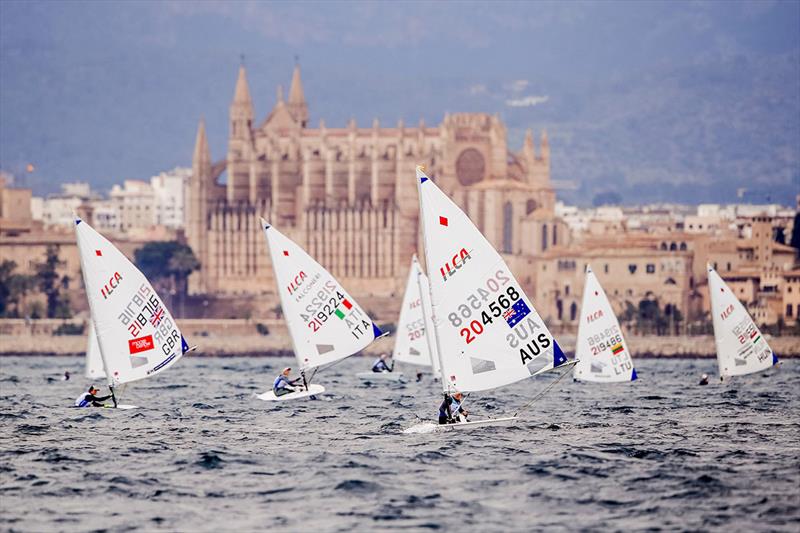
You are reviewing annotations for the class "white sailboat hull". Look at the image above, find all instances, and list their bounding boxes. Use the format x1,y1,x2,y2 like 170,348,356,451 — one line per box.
356,371,404,382
256,384,326,402
106,404,138,410
403,416,518,434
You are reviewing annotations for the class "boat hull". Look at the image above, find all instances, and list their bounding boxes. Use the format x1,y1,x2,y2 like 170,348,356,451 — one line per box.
256,384,326,402
403,416,518,434
356,372,404,382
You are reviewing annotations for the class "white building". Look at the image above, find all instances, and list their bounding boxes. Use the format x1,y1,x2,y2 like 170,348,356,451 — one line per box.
33,182,97,227
151,167,190,229
110,179,155,232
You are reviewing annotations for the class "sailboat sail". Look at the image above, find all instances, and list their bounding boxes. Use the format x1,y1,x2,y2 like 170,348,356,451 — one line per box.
260,219,381,371
708,264,777,378
416,167,566,393
84,321,105,380
574,266,637,382
75,217,189,385
393,256,440,372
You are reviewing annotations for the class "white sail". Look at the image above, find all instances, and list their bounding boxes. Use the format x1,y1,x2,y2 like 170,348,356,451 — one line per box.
75,217,189,385
416,167,566,393
393,255,439,372
84,321,105,380
574,266,637,382
708,264,777,378
260,219,381,371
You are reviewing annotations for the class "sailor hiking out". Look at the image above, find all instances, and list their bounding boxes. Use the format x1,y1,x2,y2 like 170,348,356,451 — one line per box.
372,353,394,373
74,385,113,408
273,367,303,397
438,392,468,424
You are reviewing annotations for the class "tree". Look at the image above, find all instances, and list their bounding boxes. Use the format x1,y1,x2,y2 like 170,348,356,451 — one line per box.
34,246,67,318
134,241,200,315
0,260,17,316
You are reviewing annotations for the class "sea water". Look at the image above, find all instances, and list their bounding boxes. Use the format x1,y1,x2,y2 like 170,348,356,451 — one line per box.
0,357,798,531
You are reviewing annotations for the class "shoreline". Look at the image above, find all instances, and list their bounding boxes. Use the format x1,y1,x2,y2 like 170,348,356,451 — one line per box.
2,332,798,358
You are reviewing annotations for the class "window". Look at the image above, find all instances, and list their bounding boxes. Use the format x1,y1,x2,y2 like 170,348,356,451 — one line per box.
604,264,609,274
552,225,558,246
570,302,577,321
669,242,677,251
502,202,513,253
679,242,687,251
542,224,548,251
565,285,570,296
726,262,731,271
646,264,655,274
787,304,793,318
628,264,637,274
556,300,563,320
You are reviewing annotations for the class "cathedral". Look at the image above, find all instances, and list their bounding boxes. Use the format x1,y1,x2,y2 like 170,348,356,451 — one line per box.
186,64,565,308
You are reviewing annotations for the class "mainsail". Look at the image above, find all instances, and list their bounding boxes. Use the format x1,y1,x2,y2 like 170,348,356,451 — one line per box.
708,264,777,378
75,217,189,385
393,255,440,373
84,321,105,380
574,266,637,382
416,167,566,393
260,219,382,371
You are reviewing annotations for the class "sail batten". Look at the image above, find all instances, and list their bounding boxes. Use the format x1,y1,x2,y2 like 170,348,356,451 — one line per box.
708,264,776,378
260,218,379,371
415,167,563,393
75,217,188,385
574,266,636,382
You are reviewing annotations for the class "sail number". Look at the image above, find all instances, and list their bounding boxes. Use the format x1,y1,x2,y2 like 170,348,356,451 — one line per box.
306,291,345,332
447,271,521,345
406,318,425,341
588,325,622,355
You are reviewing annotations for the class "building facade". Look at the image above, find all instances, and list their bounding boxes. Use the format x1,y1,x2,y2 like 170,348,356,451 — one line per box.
187,64,563,301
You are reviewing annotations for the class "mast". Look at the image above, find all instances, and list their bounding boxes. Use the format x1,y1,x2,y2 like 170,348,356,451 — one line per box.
415,167,450,395
415,258,445,382
261,219,305,374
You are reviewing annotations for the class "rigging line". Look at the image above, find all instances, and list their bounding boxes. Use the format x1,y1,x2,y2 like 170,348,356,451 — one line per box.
513,363,576,418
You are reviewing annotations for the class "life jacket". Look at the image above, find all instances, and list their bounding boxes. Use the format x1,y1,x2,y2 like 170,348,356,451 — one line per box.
74,392,92,408
273,375,290,392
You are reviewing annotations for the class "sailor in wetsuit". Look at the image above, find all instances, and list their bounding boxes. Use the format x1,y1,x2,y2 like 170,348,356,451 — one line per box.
273,367,303,397
74,385,112,407
371,353,394,373
438,391,468,424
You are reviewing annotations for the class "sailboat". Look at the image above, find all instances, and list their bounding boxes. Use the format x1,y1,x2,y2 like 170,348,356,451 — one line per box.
359,255,440,383
74,216,191,409
405,167,572,432
257,218,384,401
84,322,105,380
573,265,637,382
708,263,778,380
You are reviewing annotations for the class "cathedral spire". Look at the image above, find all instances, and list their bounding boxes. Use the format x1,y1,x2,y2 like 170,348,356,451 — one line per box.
193,118,211,169
523,128,536,161
540,129,549,161
233,64,253,107
230,64,253,139
287,62,309,127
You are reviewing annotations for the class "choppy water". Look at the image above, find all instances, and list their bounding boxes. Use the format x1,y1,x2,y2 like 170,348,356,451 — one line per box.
0,356,798,532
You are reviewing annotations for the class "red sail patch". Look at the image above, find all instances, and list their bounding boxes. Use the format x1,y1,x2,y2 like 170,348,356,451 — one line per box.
128,335,155,354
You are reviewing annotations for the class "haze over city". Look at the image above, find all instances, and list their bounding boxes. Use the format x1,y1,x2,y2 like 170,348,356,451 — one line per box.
1,0,798,205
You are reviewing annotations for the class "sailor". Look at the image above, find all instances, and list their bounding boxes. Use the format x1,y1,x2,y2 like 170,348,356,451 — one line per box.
438,391,468,424
371,353,393,373
74,385,112,407
62,371,70,381
416,371,423,382
699,373,709,386
273,367,302,397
